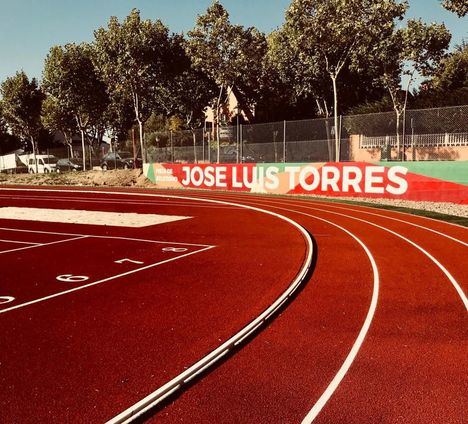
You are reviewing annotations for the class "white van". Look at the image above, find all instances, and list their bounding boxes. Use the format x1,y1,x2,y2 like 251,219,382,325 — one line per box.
28,155,59,173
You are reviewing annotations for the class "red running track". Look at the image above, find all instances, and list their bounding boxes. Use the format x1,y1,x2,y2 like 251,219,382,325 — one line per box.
0,186,466,424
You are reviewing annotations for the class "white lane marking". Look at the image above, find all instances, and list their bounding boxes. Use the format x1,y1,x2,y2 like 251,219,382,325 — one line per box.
194,191,468,231
253,197,468,311
193,192,468,244
0,246,214,315
313,198,468,230
0,235,88,256
0,227,211,248
0,194,240,209
0,188,314,424
211,197,379,424
301,199,468,246
0,238,39,245
0,207,191,228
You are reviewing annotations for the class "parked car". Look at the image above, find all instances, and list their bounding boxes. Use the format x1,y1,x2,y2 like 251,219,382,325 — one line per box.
28,155,58,173
220,147,259,163
56,158,83,172
100,152,140,170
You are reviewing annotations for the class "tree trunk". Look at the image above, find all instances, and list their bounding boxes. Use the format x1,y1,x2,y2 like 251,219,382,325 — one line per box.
331,75,340,162
216,85,224,164
30,136,38,173
395,110,402,161
192,131,197,164
80,129,86,171
137,119,144,163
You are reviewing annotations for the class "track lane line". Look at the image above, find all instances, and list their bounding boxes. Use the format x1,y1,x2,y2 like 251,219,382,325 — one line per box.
295,199,468,246
104,196,313,424
0,227,211,248
0,235,88,256
0,187,314,423
0,194,240,209
0,238,39,245
193,190,468,230
234,196,468,311
194,196,380,424
0,245,214,315
189,191,468,244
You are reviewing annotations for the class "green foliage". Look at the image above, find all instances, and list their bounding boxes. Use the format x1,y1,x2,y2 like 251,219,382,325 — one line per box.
94,9,174,121
42,43,108,131
374,18,451,114
442,0,467,17
429,43,468,92
0,103,21,154
165,34,218,128
187,1,267,110
273,0,408,159
415,43,468,107
0,71,44,152
41,95,76,141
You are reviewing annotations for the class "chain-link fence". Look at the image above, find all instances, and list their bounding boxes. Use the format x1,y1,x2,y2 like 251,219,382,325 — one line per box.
145,104,468,164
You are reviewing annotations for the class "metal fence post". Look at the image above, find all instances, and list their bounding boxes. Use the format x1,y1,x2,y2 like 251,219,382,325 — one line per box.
240,124,243,163
338,115,343,162
283,120,286,163
170,131,174,163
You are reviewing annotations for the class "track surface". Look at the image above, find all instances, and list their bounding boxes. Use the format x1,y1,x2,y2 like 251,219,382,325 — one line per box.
0,187,466,423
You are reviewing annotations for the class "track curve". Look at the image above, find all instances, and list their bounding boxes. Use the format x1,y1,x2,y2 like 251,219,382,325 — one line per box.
153,190,467,424
0,187,466,423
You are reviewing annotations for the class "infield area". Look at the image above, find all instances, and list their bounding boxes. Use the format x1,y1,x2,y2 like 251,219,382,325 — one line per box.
0,186,466,423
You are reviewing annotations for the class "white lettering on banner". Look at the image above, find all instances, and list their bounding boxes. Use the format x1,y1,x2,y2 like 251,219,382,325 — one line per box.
365,166,385,194
216,167,227,188
342,166,363,193
232,167,242,188
299,166,320,191
181,167,191,185
321,167,340,191
174,164,408,195
265,166,280,190
205,166,216,187
285,166,301,189
386,166,408,195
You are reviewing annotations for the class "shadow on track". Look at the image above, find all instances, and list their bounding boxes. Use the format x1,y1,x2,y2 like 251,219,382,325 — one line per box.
134,233,318,423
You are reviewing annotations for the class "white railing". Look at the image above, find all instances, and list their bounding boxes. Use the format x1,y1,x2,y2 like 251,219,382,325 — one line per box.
360,132,468,148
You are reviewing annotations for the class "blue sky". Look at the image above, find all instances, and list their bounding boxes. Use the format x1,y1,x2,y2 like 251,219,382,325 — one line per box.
0,0,466,83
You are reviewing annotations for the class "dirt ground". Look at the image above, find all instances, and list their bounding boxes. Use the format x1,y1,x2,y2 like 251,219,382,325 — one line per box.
0,169,152,188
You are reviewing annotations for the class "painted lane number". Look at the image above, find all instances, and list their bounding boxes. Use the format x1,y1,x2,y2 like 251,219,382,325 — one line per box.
162,247,188,253
56,274,90,283
115,258,144,265
0,296,15,305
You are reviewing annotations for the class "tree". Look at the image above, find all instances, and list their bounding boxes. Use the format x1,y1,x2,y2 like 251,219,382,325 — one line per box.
0,71,44,168
374,19,451,155
414,43,468,107
94,9,174,161
278,0,407,161
167,35,218,162
41,95,77,158
0,103,21,154
441,0,467,17
187,0,267,162
42,43,108,170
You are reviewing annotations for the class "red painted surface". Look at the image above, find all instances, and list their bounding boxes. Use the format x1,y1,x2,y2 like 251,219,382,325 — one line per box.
0,186,466,423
